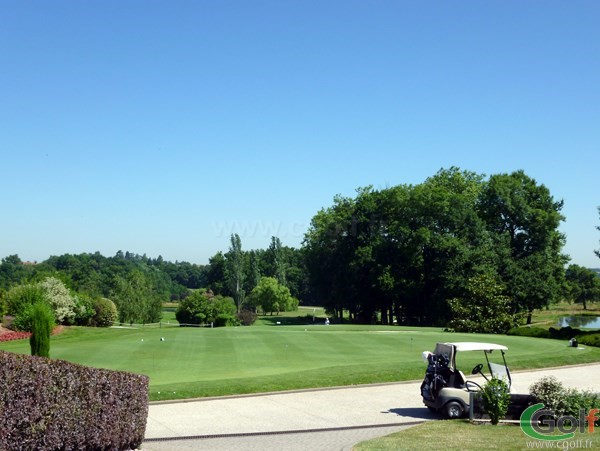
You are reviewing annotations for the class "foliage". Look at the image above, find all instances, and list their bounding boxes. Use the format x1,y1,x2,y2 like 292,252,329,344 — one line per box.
38,277,78,324
577,333,600,347
529,375,600,423
5,283,46,318
478,170,567,323
448,274,523,333
506,326,551,339
529,376,568,417
226,233,246,312
0,350,149,450
479,377,511,425
29,302,54,357
249,277,298,315
565,264,600,310
175,289,236,326
237,309,257,326
111,270,162,324
92,298,118,327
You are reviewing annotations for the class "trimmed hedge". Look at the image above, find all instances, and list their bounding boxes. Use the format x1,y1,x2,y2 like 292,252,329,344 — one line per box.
507,326,600,347
0,350,149,450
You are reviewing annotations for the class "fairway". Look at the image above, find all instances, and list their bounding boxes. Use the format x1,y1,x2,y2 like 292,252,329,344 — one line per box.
2,324,600,401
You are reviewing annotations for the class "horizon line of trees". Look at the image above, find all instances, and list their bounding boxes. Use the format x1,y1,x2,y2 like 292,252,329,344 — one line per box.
2,167,599,330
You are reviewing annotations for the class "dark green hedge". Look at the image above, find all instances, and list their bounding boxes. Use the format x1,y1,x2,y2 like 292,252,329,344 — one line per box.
0,350,149,450
507,326,600,347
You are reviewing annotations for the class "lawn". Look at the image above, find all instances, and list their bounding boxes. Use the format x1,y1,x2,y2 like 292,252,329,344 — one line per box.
1,319,600,401
354,420,600,450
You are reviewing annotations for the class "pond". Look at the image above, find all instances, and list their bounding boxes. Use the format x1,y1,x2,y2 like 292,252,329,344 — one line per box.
557,315,600,329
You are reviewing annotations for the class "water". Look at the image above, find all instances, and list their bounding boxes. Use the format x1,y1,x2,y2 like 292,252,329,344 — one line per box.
557,315,600,329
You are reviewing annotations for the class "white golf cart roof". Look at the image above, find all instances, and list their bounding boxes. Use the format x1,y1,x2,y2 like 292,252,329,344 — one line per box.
446,342,508,352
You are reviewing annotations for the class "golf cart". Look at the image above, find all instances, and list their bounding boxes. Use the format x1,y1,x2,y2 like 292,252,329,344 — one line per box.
420,342,512,419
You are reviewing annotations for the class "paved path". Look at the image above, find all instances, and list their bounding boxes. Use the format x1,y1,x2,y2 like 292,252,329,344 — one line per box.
142,363,600,450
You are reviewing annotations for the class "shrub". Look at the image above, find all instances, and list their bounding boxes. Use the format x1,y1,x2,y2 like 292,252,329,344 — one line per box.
506,326,551,339
5,284,45,317
73,294,95,326
92,298,118,327
237,309,257,326
38,277,77,325
480,377,511,425
0,350,149,450
529,376,567,418
29,302,55,357
577,333,600,347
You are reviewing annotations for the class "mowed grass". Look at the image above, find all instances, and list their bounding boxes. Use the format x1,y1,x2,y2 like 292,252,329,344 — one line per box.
2,320,600,401
354,420,600,450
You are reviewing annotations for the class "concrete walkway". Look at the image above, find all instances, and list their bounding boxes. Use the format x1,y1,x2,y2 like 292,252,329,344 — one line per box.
142,363,600,450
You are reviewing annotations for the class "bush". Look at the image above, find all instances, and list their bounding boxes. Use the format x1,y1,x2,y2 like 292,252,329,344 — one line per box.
92,298,118,327
529,376,567,418
5,284,45,318
29,302,55,357
506,326,551,339
237,309,257,326
577,333,600,347
0,350,149,450
480,377,511,425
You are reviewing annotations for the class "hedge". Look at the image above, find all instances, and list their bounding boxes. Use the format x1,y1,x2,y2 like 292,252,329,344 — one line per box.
0,351,149,450
507,326,600,347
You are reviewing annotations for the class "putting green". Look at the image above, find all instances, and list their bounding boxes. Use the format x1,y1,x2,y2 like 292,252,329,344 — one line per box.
1,324,599,400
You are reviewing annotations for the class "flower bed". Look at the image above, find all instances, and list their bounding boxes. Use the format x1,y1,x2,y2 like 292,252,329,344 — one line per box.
0,330,31,342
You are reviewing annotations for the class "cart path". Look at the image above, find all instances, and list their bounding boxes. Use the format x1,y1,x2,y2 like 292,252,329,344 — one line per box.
143,363,600,449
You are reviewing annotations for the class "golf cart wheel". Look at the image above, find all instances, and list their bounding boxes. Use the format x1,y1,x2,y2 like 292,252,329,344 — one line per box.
444,401,464,419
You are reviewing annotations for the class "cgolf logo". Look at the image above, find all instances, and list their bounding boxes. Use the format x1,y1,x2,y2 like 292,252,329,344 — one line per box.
520,403,598,441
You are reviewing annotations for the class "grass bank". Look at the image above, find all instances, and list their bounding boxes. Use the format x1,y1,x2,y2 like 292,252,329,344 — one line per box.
354,420,600,450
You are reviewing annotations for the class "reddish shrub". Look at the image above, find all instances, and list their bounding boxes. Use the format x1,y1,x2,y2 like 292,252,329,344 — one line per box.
0,350,149,450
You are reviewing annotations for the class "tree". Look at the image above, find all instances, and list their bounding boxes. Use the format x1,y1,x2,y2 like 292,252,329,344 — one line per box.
478,170,567,323
565,264,600,310
448,274,523,333
226,234,245,312
29,302,54,358
175,289,236,326
249,277,298,315
111,270,162,324
38,277,77,325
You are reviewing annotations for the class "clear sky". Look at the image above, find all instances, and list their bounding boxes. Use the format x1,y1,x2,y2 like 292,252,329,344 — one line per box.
1,1,599,267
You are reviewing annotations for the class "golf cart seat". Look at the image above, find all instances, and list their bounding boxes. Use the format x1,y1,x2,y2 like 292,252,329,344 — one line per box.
450,370,468,388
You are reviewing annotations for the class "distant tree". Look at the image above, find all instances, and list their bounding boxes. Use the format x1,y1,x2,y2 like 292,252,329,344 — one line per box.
206,252,228,294
175,289,236,326
226,234,245,312
565,264,600,310
0,254,30,290
29,302,54,358
111,270,162,324
448,274,523,333
249,277,298,315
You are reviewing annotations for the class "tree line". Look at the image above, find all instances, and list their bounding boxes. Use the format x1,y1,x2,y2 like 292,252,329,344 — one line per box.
1,167,599,330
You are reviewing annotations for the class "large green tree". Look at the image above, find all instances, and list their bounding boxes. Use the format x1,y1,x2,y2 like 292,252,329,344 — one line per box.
249,277,298,315
478,170,567,323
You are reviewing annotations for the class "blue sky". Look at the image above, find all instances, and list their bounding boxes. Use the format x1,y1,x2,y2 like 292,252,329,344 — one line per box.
1,1,599,267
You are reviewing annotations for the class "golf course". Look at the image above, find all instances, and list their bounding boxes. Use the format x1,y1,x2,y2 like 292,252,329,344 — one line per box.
2,307,599,401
